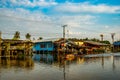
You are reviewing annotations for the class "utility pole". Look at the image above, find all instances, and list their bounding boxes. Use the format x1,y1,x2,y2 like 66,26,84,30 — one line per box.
111,33,115,44
62,25,67,57
62,25,67,80
0,31,2,56
111,33,115,52
100,34,103,41
67,30,69,38
62,25,67,39
0,31,1,39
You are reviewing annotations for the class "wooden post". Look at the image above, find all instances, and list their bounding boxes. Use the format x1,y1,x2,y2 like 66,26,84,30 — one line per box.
24,43,26,55
5,42,10,57
62,25,67,58
0,31,2,56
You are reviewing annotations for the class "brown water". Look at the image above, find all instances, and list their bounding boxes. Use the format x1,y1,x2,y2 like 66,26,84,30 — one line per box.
0,53,120,80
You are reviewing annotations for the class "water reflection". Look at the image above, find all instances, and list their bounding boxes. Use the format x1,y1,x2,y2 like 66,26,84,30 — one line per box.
0,52,120,80
33,54,54,64
0,56,34,70
32,53,120,80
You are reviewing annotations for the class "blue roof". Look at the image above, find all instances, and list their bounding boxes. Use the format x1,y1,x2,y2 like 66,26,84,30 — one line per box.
32,38,61,43
113,42,120,46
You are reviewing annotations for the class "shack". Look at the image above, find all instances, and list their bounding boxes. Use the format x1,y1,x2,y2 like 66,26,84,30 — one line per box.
32,38,63,53
0,39,33,56
32,38,77,54
84,41,110,54
113,41,120,52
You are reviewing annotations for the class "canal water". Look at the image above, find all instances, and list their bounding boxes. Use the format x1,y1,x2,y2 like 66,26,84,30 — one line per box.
0,53,120,80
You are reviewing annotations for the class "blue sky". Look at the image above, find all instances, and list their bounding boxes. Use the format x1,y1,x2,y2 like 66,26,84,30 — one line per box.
0,0,120,41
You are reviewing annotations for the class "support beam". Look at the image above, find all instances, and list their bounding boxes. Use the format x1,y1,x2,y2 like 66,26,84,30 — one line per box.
0,31,2,56
62,25,67,39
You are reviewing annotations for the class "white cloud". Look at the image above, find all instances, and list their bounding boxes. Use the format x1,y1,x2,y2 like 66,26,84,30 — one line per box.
0,1,120,40
0,8,53,23
10,0,57,7
0,8,62,39
105,25,109,29
54,2,120,13
0,7,97,39
56,15,96,27
0,7,99,39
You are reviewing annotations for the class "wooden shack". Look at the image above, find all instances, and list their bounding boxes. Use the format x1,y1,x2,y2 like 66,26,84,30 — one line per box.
84,41,110,54
0,39,33,56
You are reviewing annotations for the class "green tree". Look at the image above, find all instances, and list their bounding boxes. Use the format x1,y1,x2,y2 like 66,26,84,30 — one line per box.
13,31,20,40
100,34,103,41
25,33,31,40
100,40,110,44
0,31,1,39
84,37,89,41
91,38,99,42
38,37,43,40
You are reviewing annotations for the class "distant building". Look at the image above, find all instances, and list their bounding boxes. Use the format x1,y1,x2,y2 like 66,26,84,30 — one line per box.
32,38,77,53
33,38,64,53
113,41,120,52
33,39,55,52
73,40,84,46
84,41,110,54
0,39,33,56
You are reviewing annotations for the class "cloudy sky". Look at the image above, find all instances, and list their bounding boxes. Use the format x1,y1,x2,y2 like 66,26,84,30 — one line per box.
0,0,120,41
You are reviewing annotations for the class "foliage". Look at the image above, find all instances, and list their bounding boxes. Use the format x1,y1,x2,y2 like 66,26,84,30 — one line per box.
13,31,20,40
68,38,110,44
68,38,100,42
38,37,43,40
90,38,100,42
25,33,31,40
100,40,110,44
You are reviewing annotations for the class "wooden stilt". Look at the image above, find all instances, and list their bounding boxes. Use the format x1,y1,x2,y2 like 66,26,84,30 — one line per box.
0,31,1,56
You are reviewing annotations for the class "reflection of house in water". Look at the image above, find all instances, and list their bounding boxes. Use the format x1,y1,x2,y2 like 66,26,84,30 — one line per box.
0,57,34,69
33,54,54,64
113,41,120,52
0,39,33,56
33,53,74,68
76,57,85,64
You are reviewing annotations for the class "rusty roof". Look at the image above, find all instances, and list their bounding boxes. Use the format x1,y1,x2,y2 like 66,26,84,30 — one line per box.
84,41,109,46
2,39,32,43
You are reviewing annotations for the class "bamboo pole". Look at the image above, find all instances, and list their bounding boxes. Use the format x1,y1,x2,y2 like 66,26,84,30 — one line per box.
0,31,1,56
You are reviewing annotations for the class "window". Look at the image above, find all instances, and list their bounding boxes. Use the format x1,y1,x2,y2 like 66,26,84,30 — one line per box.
48,43,52,48
40,44,45,48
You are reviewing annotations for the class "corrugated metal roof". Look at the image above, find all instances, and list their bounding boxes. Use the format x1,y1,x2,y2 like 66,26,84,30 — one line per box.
2,39,32,43
32,38,62,43
113,41,120,46
84,41,109,46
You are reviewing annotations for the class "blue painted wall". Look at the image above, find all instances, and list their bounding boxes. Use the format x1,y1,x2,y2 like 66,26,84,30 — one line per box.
33,41,54,51
113,41,120,46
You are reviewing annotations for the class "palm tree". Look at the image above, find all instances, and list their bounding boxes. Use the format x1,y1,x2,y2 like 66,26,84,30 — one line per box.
100,34,103,41
111,33,115,44
38,37,43,40
13,31,20,40
0,31,1,39
25,33,31,40
0,31,2,52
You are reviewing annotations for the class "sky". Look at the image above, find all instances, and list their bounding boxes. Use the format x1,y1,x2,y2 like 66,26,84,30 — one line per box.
0,0,120,42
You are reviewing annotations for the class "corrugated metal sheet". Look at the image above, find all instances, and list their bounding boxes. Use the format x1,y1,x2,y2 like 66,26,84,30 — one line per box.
32,38,62,43
84,41,109,46
113,42,120,46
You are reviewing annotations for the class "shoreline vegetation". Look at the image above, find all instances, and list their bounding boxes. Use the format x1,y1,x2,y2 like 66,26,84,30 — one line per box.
0,31,120,57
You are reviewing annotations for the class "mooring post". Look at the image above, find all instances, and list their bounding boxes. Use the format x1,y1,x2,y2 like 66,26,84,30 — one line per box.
0,31,2,56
